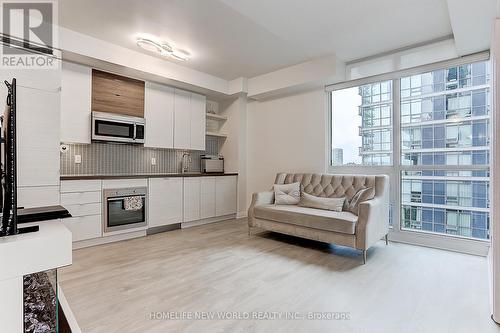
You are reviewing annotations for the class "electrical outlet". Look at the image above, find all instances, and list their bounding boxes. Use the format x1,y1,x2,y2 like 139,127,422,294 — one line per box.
74,155,82,164
151,157,156,166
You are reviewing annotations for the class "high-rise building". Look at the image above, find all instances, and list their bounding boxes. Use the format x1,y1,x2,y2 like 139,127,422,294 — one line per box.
332,148,343,165
357,61,490,240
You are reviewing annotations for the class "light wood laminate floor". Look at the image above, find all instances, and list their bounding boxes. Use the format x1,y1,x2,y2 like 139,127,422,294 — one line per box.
59,219,500,333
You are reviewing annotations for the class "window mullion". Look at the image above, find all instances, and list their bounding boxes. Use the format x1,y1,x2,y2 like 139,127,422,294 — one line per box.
393,78,402,231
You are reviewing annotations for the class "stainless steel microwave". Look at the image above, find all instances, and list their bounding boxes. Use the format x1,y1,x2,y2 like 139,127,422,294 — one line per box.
91,111,145,144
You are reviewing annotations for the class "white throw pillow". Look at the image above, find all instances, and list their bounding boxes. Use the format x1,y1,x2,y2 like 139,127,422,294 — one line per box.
299,192,345,211
274,182,301,205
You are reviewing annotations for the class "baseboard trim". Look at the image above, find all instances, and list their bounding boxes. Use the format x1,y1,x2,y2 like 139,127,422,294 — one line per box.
236,211,247,219
181,214,236,228
73,230,146,249
389,230,490,257
147,223,181,235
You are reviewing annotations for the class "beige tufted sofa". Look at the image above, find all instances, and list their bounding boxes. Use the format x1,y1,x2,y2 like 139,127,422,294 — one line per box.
248,173,390,263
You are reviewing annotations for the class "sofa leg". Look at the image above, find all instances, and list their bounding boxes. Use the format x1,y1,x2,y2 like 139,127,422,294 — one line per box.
362,250,367,264
385,234,389,245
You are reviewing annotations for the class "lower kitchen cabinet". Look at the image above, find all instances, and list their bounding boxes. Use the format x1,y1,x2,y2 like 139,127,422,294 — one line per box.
216,176,237,216
183,176,237,223
148,178,183,227
60,180,102,242
183,178,201,222
63,215,102,242
200,177,216,219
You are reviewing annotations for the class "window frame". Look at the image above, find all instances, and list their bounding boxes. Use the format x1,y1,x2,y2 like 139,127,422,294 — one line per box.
326,51,491,255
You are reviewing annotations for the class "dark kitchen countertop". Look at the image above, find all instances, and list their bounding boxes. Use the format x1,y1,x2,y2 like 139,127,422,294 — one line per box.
60,172,238,180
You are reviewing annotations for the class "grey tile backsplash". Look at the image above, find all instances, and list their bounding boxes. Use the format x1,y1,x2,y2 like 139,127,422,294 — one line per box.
60,136,221,175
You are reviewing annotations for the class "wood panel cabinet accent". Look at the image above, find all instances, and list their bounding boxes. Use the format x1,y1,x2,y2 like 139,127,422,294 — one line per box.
91,70,145,117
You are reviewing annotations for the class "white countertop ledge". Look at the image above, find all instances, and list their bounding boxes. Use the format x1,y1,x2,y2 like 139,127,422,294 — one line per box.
0,220,72,281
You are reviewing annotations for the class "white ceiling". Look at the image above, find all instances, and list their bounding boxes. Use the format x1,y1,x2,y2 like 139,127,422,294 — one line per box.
59,0,496,80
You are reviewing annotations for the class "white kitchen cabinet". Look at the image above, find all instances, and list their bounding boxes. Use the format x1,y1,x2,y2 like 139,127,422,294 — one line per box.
183,177,201,222
174,89,191,149
200,177,216,219
216,176,237,216
18,186,60,209
60,61,92,144
64,215,102,242
148,178,183,227
144,82,174,148
190,93,206,150
60,180,102,242
16,86,60,187
60,180,102,193
173,88,206,150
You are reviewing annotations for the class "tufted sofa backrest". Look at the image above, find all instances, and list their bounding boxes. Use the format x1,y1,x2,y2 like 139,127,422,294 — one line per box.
274,173,382,202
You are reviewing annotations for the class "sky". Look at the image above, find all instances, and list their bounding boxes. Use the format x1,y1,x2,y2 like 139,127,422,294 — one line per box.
331,87,362,164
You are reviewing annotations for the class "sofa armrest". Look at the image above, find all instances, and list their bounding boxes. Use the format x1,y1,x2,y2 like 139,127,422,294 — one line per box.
356,197,389,250
247,191,274,226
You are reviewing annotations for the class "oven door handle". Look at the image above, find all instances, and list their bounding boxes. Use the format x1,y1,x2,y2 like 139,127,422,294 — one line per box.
107,195,145,202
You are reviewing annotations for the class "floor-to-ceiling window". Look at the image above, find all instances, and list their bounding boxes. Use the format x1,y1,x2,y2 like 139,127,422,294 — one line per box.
329,56,490,247
400,62,490,240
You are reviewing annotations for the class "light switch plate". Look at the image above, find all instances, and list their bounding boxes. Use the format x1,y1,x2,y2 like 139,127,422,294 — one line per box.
151,157,156,166
74,155,82,164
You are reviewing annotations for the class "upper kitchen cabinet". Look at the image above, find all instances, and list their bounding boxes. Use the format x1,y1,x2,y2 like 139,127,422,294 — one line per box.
144,82,174,148
190,92,206,151
174,89,206,150
174,88,191,149
61,62,92,144
91,69,145,118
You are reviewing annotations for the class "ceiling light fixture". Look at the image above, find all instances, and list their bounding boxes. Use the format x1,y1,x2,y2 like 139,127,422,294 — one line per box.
136,36,190,61
170,49,190,61
136,38,163,54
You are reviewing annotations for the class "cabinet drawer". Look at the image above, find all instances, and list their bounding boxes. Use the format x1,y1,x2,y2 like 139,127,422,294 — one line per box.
63,215,102,242
102,178,147,189
61,180,102,193
65,202,101,217
61,191,101,205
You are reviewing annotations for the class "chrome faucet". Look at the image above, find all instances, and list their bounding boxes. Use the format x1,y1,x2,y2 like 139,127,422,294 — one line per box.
181,152,191,174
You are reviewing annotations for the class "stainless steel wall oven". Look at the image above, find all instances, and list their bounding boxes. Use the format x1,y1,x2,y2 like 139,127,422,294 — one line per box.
103,187,147,233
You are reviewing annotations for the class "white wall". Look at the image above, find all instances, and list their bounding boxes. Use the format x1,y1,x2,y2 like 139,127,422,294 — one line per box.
246,89,327,208
220,95,248,217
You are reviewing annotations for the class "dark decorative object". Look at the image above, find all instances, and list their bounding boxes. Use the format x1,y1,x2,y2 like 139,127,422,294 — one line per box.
0,78,39,236
23,270,57,333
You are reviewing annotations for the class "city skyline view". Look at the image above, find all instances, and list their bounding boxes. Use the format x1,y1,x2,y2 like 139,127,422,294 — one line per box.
330,61,490,240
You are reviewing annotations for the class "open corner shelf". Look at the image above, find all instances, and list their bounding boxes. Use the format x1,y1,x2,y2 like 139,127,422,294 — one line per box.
206,113,227,121
206,131,227,138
